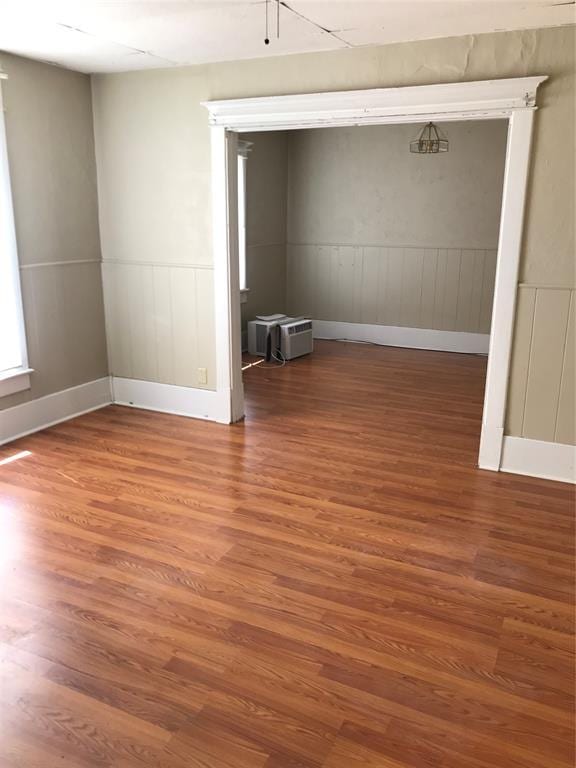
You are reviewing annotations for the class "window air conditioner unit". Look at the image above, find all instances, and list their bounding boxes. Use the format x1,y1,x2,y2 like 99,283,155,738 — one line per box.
247,316,313,360
247,319,281,357
279,319,313,360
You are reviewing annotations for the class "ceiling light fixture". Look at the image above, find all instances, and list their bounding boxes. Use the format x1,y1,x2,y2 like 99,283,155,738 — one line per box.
410,122,449,154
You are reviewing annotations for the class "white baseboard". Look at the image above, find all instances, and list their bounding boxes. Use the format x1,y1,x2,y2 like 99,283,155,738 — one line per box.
500,436,576,484
0,377,112,446
312,320,490,354
112,377,229,423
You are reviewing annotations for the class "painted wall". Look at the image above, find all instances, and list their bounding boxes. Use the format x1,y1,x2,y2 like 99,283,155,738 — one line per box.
0,53,108,411
287,245,497,334
287,122,507,248
92,25,575,444
93,69,216,389
241,131,288,330
507,286,574,444
286,121,506,332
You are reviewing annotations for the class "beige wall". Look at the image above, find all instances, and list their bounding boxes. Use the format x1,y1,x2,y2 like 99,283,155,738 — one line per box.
241,131,288,330
92,68,217,389
92,25,575,444
287,122,507,248
507,287,575,444
286,122,506,331
0,53,108,410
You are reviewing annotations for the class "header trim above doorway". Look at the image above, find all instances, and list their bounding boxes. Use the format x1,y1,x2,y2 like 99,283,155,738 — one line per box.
202,77,547,132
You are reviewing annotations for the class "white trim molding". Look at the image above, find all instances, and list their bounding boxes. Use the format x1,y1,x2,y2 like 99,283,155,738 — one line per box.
0,377,112,446
0,367,33,398
204,75,548,475
0,77,29,380
112,377,229,424
501,436,576,484
211,127,245,424
202,77,547,132
19,259,102,269
478,108,536,471
313,321,490,355
0,375,230,445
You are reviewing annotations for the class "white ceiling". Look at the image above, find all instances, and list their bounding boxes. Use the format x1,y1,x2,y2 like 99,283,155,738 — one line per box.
0,1,573,74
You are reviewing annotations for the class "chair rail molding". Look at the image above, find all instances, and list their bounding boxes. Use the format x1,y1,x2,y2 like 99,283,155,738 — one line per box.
203,75,549,478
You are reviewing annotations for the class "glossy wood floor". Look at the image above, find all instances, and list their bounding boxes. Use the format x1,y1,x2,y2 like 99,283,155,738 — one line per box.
1,341,574,768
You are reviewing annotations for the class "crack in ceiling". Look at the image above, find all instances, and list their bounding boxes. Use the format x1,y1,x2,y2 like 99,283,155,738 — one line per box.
0,0,572,73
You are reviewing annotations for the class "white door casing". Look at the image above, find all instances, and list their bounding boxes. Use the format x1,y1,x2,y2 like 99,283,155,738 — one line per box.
203,77,546,470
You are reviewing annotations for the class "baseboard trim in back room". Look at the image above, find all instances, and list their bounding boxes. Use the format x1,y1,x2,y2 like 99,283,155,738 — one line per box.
312,320,490,354
0,377,112,446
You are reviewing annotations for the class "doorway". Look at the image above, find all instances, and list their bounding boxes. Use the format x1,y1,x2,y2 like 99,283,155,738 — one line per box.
203,77,546,472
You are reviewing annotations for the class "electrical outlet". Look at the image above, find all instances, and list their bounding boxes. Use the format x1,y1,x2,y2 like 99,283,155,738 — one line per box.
198,367,207,385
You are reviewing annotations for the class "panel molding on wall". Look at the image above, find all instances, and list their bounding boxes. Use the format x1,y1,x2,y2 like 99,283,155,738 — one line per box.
102,261,216,391
506,285,575,445
287,244,497,335
4,260,109,406
19,259,102,269
313,320,489,354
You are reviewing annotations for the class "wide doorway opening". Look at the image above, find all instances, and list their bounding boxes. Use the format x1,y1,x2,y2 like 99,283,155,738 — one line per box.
238,119,507,465
204,79,544,471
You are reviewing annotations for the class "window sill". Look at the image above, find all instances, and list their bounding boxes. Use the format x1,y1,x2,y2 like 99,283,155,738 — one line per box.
240,288,250,305
0,367,33,398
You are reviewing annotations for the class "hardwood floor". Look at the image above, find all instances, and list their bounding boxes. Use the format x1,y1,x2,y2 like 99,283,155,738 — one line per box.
0,340,574,768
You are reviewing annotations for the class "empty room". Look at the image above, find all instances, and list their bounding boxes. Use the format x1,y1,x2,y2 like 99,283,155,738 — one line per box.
239,120,507,457
0,3,575,768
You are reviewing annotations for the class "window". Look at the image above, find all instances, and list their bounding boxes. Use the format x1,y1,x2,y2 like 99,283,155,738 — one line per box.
0,74,30,396
237,140,251,296
237,152,247,291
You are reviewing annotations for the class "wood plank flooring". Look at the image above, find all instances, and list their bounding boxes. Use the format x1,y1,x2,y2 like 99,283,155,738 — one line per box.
0,340,574,768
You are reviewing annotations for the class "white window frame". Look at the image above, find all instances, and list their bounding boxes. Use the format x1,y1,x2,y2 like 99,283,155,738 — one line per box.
0,72,31,397
237,140,251,301
204,77,546,473
237,153,247,292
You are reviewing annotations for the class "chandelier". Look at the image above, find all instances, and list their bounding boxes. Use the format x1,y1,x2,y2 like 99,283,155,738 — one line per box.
410,122,449,154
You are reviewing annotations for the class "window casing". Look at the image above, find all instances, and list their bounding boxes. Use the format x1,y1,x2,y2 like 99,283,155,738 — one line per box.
237,152,247,292
0,73,30,397
237,140,252,298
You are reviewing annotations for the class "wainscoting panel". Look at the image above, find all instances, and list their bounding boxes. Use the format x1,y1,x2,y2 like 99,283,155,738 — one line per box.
287,244,497,334
102,261,216,390
507,286,575,445
14,261,108,402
